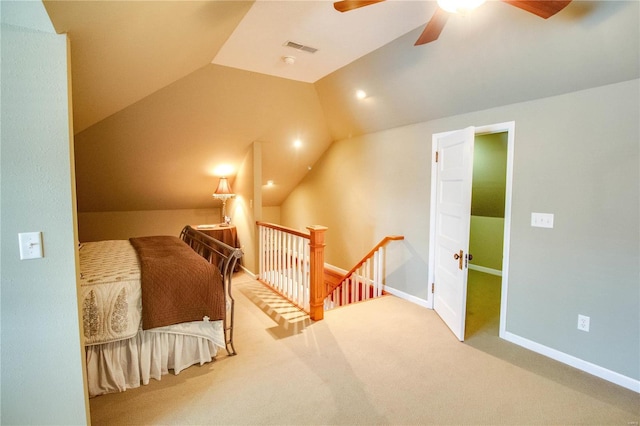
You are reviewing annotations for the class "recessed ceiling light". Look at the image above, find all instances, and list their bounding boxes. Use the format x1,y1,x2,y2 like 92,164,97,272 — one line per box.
356,89,367,100
282,56,296,65
266,180,274,186
293,139,302,148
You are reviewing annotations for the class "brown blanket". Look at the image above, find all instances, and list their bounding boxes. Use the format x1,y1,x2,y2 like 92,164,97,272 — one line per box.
129,236,225,330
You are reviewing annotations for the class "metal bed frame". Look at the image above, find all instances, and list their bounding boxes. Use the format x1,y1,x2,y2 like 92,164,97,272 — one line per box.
179,225,243,356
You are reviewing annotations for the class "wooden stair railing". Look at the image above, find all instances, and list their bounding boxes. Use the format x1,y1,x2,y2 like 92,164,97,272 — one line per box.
324,236,404,310
257,221,403,319
257,222,327,321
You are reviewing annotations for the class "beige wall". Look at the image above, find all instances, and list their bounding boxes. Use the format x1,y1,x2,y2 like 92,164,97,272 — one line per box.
228,143,259,274
282,122,427,270
76,141,264,274
77,208,221,242
262,206,281,224
281,80,640,385
72,63,332,213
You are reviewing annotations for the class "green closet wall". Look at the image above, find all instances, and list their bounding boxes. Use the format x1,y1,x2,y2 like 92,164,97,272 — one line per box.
469,132,508,272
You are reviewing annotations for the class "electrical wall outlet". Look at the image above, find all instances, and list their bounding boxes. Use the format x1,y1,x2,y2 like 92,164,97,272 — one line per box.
577,314,590,332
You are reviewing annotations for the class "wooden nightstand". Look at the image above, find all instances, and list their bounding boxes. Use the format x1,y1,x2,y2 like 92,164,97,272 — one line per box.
194,225,241,271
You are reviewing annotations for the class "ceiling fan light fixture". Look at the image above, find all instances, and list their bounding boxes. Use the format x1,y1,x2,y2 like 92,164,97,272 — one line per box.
437,0,485,13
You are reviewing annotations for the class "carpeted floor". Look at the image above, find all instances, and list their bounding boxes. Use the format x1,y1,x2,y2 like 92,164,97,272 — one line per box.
88,272,639,425
465,269,502,339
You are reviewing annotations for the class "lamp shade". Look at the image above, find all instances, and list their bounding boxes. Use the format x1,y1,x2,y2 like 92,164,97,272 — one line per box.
212,177,234,198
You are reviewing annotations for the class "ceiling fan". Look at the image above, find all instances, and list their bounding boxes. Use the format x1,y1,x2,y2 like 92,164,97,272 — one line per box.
333,0,572,45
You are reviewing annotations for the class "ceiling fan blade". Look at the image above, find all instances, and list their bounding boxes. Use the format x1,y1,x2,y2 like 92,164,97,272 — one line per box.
333,0,386,13
502,0,572,18
415,7,449,46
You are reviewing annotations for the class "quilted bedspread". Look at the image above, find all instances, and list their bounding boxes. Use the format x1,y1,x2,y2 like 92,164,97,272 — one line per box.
79,240,142,346
129,236,225,330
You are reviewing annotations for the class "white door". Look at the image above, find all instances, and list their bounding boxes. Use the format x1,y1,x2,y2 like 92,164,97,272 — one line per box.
432,127,475,341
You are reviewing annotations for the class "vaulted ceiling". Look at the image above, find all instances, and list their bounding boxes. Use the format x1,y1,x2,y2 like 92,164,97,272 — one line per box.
43,1,639,212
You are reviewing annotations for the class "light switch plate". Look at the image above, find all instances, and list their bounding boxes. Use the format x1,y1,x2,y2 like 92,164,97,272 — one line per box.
531,212,554,228
19,232,43,260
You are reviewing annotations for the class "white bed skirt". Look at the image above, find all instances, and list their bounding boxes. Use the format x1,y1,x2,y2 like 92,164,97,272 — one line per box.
86,320,225,397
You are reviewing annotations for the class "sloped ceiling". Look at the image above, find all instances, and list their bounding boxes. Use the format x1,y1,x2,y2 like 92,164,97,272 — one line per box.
44,0,254,133
316,0,640,140
73,64,331,211
44,1,639,212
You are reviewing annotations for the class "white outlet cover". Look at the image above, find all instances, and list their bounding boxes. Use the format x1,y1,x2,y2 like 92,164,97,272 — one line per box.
577,314,590,332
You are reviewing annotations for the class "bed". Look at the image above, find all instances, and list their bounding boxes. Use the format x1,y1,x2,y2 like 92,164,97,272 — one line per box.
79,225,242,397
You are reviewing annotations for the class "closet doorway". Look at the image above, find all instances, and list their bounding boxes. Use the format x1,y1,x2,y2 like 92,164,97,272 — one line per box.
465,131,508,339
428,122,514,341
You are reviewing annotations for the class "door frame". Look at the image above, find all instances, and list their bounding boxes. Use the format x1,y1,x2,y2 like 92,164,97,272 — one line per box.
428,121,515,339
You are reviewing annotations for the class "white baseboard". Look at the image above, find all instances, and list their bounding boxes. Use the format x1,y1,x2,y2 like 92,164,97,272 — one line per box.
324,263,347,275
468,264,502,276
267,263,638,392
325,263,432,308
383,285,430,308
503,331,640,393
239,265,257,279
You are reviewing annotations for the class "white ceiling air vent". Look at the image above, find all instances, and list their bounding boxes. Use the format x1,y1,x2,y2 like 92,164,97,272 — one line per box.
284,41,318,54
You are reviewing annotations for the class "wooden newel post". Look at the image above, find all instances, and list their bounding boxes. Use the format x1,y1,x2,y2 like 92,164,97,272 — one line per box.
307,225,328,321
